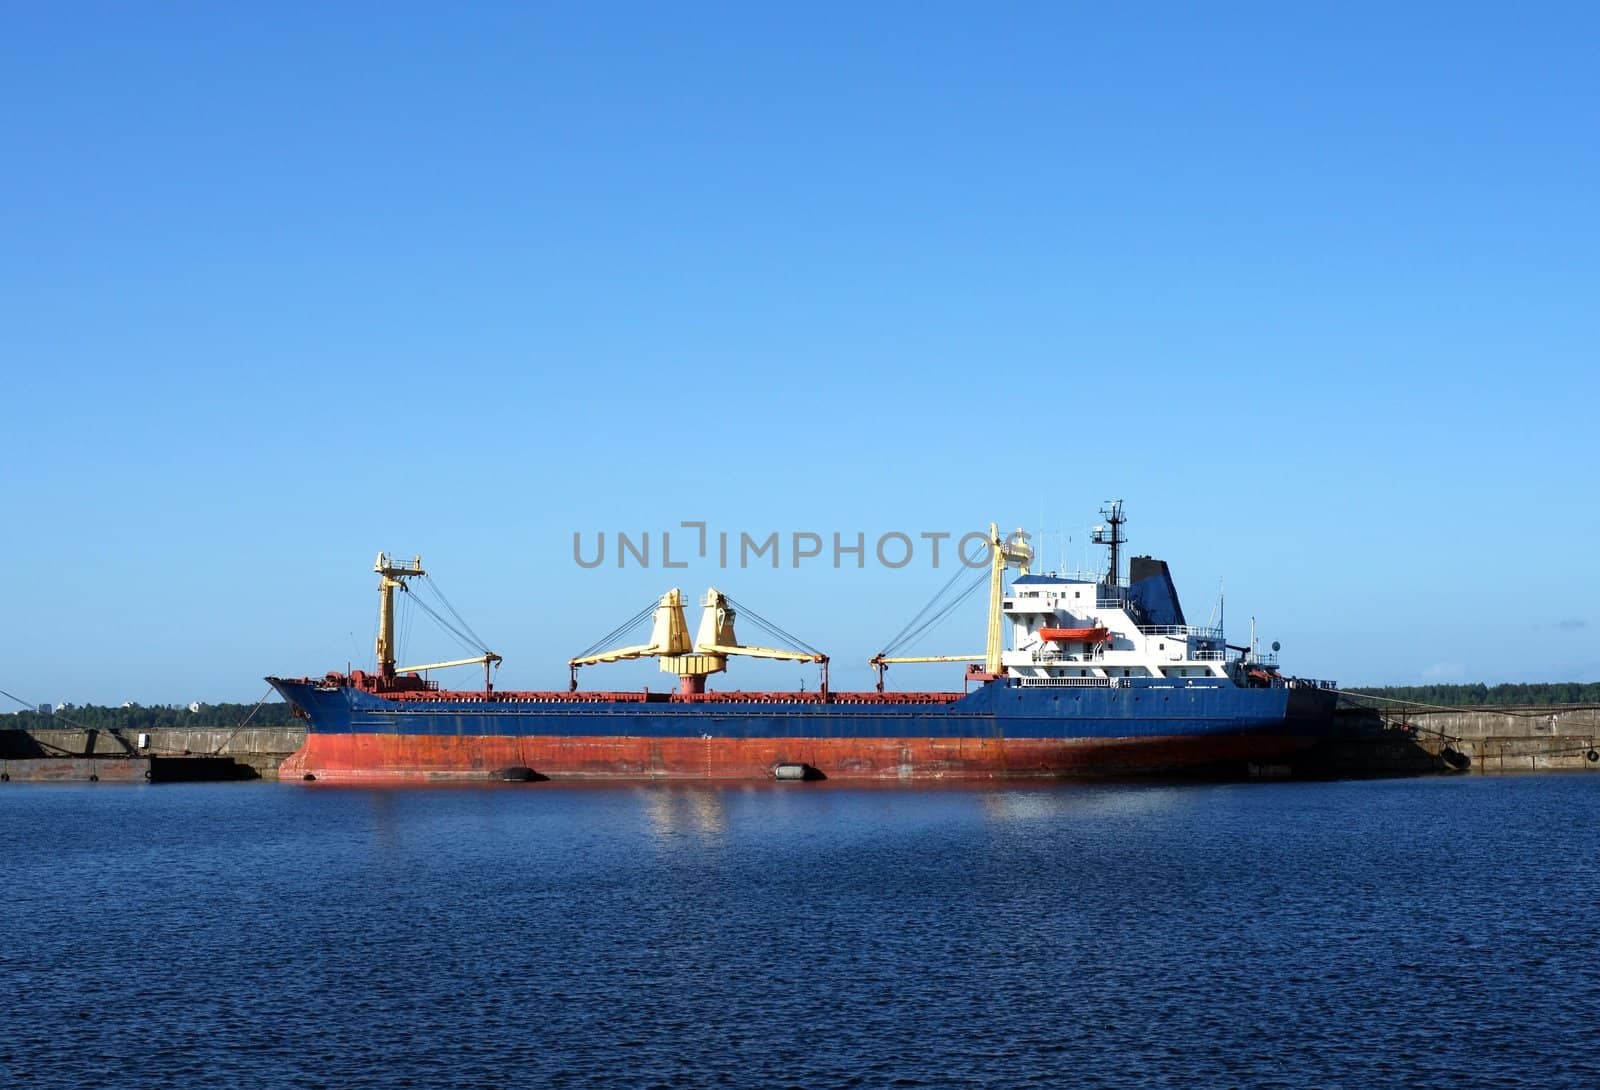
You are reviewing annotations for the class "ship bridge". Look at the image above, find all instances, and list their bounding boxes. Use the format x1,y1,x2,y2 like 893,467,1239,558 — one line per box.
1000,564,1230,685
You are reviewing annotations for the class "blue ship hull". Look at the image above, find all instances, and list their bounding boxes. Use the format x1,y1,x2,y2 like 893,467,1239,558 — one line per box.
268,676,1339,782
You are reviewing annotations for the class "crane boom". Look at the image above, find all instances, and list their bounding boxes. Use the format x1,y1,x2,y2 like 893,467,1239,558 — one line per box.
569,587,828,697
699,643,825,664
395,653,503,674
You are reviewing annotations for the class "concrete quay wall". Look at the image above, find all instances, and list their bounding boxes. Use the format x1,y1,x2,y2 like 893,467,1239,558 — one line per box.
1372,705,1600,773
2,726,307,779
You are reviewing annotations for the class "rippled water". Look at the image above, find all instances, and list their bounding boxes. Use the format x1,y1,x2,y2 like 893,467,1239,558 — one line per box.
2,775,1597,1088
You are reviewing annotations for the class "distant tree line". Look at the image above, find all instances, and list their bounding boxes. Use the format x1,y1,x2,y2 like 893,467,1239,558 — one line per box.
1347,683,1600,707
2,702,298,731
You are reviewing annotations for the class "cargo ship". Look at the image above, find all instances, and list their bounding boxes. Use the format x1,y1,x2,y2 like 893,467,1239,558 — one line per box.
268,503,1338,782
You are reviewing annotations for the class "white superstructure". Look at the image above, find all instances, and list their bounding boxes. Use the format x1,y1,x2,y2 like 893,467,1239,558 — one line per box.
1001,572,1248,685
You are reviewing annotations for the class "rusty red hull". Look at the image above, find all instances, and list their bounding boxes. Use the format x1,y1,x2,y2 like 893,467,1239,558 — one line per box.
279,731,1316,784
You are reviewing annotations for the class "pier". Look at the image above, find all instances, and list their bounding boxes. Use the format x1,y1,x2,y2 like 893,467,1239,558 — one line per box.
1298,702,1600,777
1352,703,1600,774
0,725,305,782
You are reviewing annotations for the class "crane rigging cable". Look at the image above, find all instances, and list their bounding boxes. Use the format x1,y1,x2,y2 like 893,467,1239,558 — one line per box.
397,584,416,660
418,575,491,652
573,599,660,661
878,540,991,657
402,589,488,657
882,570,988,658
721,595,823,657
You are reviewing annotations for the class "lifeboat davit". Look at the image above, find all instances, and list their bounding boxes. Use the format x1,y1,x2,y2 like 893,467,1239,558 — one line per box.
1040,626,1110,643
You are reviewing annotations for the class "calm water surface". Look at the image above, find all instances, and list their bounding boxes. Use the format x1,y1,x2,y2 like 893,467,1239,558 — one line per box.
2,776,1597,1088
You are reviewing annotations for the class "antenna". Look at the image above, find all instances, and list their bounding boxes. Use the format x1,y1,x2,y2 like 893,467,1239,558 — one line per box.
1090,500,1127,584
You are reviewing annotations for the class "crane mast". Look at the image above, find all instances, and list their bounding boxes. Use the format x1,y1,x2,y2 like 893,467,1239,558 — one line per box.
375,553,425,680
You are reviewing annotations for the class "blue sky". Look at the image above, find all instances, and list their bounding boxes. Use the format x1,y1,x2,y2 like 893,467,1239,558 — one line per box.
3,2,1596,706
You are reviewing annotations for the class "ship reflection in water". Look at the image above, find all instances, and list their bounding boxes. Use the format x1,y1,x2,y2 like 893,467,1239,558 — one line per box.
976,783,1186,824
640,786,729,841
636,781,1194,840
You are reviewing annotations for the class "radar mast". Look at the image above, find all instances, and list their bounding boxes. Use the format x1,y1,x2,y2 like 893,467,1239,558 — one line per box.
1091,500,1127,584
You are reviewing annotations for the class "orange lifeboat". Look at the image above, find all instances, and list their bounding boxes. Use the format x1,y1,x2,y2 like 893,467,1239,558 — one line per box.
1040,626,1110,643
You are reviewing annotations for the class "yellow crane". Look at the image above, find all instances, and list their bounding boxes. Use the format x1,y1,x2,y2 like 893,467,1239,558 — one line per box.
570,588,828,697
868,523,1031,691
374,553,502,692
